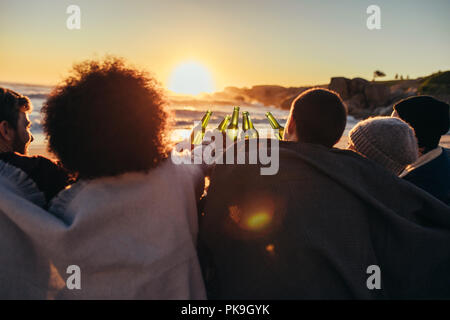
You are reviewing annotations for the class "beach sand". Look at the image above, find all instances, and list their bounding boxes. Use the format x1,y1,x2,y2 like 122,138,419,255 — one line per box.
29,135,450,160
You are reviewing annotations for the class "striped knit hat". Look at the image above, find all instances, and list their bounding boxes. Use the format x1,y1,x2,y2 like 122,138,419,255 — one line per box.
348,116,419,175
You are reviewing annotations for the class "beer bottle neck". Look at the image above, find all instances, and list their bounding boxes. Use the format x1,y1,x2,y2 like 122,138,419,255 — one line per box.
230,108,239,126
201,111,212,128
244,113,255,130
217,115,230,132
242,113,250,131
248,116,255,129
266,112,281,129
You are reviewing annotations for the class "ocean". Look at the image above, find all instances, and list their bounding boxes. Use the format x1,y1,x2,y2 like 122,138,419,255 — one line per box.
0,82,359,151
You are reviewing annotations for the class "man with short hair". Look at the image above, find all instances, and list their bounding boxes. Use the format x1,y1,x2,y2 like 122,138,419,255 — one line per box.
393,95,450,205
0,86,71,299
198,89,450,299
0,87,69,204
0,88,34,154
283,88,347,147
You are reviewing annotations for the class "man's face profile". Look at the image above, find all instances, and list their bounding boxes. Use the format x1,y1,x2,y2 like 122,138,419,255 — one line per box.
12,111,34,155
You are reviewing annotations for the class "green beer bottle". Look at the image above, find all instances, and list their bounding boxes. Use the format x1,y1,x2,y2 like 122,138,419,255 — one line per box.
216,115,231,133
226,106,240,142
191,110,212,145
265,111,284,140
242,111,259,139
212,115,231,158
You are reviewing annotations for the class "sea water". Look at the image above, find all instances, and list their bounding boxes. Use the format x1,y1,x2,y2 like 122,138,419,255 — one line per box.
0,82,361,150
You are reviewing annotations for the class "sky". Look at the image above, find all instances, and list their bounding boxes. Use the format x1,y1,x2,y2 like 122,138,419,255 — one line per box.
0,0,449,91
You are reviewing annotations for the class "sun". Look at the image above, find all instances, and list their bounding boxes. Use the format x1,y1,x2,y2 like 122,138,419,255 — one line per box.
168,61,215,95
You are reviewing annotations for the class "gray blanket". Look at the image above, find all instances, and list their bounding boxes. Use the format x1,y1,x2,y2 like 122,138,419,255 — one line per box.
198,140,450,299
0,159,206,299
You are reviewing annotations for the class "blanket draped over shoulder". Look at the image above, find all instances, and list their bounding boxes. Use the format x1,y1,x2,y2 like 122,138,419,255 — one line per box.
0,159,206,299
198,140,450,299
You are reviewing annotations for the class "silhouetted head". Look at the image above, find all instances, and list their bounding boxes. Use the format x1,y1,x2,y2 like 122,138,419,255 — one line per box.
43,57,169,179
284,88,347,148
0,87,34,154
393,96,449,154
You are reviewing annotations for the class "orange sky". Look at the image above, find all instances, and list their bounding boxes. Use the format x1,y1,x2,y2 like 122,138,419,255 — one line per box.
1,0,449,90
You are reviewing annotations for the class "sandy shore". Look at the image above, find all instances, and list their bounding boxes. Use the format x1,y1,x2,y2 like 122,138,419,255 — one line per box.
29,135,450,160
28,146,55,160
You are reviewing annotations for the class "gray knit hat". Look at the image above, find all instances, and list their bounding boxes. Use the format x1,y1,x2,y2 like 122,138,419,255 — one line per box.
348,116,419,175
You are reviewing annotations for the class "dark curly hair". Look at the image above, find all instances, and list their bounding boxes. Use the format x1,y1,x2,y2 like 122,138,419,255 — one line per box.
42,57,169,179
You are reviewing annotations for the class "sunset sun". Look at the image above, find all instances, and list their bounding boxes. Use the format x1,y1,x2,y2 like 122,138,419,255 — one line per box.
168,61,215,95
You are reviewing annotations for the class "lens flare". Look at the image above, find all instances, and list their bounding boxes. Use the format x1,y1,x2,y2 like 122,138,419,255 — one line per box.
246,212,272,230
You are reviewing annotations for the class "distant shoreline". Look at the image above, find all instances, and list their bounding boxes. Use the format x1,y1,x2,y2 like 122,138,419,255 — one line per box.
29,135,450,161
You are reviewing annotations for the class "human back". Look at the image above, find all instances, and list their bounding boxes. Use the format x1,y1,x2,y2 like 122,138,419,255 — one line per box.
0,57,207,299
45,158,205,299
393,96,450,205
198,140,450,299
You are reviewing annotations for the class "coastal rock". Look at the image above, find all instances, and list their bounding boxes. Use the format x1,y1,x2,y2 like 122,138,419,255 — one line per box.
329,77,351,100
190,72,449,119
364,83,391,109
373,105,394,117
344,93,366,113
349,78,369,95
280,94,299,110
390,88,407,101
245,85,287,106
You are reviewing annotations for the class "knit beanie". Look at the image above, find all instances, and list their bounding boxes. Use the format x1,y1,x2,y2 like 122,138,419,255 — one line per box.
349,116,419,175
393,96,450,151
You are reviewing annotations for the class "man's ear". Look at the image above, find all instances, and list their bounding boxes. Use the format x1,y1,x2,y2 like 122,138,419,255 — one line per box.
0,120,14,142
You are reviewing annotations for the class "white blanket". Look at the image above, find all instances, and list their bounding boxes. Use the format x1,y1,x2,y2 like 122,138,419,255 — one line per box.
0,159,206,299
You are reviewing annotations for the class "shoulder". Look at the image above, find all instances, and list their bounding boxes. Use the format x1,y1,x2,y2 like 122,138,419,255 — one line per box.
0,159,46,207
417,149,450,173
48,180,88,223
403,150,450,190
165,151,206,181
0,152,60,173
443,148,450,159
29,155,65,172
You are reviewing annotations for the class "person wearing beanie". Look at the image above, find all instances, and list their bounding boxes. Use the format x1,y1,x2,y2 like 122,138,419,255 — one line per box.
348,116,418,176
393,96,450,205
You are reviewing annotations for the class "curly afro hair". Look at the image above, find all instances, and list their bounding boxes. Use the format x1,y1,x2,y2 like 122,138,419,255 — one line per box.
43,57,169,179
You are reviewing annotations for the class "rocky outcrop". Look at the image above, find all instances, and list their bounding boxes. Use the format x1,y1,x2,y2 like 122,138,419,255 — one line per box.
364,83,391,109
418,71,450,104
329,77,351,100
203,78,418,119
327,77,419,118
205,85,314,110
350,78,369,95
179,72,449,119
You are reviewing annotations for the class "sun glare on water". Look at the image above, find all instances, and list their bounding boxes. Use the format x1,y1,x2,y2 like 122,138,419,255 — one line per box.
168,61,215,95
